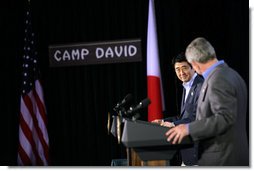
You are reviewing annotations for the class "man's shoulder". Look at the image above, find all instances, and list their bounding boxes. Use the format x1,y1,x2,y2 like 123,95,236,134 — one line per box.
193,74,204,85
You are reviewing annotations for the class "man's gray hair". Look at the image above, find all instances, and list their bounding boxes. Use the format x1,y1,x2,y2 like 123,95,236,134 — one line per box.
185,37,216,63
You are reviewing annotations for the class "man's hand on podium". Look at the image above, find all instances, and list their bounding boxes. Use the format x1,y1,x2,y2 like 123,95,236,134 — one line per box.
151,119,163,125
165,124,189,144
151,119,175,128
161,121,175,128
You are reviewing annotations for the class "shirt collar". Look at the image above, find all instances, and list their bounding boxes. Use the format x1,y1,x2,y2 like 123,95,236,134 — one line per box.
202,60,224,79
182,73,197,89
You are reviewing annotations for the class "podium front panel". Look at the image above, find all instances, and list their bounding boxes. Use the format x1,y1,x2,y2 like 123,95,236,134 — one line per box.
121,119,192,147
121,119,193,161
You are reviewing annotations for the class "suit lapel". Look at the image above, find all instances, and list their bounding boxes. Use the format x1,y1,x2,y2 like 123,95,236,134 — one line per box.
181,88,186,115
180,75,204,117
181,84,197,116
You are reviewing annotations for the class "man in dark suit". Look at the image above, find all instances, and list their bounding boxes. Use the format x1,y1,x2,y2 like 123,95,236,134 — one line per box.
165,37,249,166
153,53,204,166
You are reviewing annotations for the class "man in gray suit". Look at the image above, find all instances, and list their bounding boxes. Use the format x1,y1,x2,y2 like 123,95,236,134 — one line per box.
165,37,249,166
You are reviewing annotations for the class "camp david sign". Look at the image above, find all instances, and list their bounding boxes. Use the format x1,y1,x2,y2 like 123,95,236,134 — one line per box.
49,39,142,67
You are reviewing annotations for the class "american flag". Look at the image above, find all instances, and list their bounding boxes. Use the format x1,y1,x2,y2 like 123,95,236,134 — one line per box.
17,7,49,166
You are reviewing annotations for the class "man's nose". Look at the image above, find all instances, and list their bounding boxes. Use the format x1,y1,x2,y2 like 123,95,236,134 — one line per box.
179,69,185,75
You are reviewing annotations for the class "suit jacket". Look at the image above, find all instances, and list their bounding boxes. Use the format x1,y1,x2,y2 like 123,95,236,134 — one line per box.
165,74,204,165
189,63,249,166
175,74,204,125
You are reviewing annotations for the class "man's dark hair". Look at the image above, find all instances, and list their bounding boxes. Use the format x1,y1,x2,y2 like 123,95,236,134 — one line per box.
171,52,192,68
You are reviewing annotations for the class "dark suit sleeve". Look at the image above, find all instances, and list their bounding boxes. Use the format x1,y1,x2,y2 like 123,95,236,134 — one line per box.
174,116,194,125
163,116,178,122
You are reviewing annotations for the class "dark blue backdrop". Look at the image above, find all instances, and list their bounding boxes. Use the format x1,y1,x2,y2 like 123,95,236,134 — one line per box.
2,0,248,166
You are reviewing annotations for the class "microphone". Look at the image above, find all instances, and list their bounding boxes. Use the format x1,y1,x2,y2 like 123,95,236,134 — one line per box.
113,94,132,111
132,113,140,121
126,98,151,116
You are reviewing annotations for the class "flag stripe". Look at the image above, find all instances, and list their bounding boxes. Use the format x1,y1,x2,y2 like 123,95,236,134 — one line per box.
19,112,43,165
33,88,49,163
18,124,36,165
23,93,49,164
147,76,163,121
20,95,44,149
30,88,48,143
34,80,47,122
33,87,47,126
18,143,32,165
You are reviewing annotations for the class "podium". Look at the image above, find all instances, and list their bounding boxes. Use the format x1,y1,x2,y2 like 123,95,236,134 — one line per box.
121,118,193,166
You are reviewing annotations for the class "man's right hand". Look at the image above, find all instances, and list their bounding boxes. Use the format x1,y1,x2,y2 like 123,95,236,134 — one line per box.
151,119,163,125
152,119,175,128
